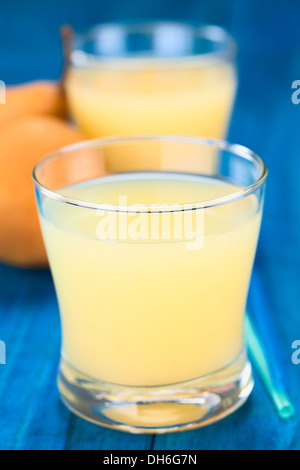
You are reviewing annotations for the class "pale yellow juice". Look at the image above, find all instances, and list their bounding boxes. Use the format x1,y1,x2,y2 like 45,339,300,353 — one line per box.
66,59,236,139
40,172,261,387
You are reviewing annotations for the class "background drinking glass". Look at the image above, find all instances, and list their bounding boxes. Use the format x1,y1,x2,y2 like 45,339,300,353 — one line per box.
66,22,237,140
33,136,267,434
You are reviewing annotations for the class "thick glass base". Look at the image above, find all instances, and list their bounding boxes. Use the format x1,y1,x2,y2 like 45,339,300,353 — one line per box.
57,351,253,434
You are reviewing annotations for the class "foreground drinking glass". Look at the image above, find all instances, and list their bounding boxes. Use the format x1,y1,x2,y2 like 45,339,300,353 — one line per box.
66,22,237,140
33,136,267,433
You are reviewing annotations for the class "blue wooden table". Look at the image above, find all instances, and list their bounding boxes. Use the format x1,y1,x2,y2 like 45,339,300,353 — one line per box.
0,0,300,450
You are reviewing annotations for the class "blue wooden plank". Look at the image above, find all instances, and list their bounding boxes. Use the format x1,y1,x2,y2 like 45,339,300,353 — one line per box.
62,417,153,451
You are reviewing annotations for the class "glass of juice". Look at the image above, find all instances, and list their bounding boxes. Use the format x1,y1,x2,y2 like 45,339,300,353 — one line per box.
32,136,267,433
65,22,237,141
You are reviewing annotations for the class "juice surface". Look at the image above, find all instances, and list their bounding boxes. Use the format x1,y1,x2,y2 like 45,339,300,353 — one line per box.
40,172,261,386
66,59,236,139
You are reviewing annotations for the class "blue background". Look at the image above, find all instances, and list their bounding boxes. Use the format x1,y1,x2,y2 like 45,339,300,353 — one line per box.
0,0,300,450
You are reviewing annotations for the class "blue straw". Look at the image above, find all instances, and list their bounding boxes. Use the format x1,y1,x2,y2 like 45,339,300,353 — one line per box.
245,269,295,419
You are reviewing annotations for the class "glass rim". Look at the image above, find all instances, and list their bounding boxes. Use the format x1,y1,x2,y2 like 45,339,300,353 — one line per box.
32,135,268,214
71,21,237,68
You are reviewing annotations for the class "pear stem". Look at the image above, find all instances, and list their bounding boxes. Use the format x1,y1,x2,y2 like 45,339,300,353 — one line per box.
59,24,73,91
58,24,74,118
